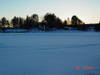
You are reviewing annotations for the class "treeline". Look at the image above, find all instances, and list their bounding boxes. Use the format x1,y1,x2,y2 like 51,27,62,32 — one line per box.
0,13,100,32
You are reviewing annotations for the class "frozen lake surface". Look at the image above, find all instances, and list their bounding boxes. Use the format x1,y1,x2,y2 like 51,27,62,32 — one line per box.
0,31,100,75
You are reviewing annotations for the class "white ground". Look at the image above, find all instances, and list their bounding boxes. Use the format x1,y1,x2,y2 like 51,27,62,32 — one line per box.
0,31,100,75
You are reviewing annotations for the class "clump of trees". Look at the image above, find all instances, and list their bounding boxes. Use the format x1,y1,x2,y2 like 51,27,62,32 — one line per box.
11,14,39,29
41,13,64,31
0,13,100,32
71,15,85,25
0,17,10,28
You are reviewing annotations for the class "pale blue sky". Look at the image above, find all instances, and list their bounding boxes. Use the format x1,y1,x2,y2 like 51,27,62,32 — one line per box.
0,0,100,23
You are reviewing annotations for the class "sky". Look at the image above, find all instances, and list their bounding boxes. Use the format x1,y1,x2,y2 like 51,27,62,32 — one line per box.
0,0,100,23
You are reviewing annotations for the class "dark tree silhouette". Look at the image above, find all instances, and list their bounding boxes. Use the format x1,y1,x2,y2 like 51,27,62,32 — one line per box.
71,15,84,25
44,13,57,24
23,14,39,29
12,16,25,28
43,13,64,30
1,17,8,26
40,20,48,31
43,13,56,30
11,16,20,28
71,15,87,30
0,13,100,32
31,14,39,22
56,17,63,29
31,14,39,28
18,17,25,28
24,16,32,29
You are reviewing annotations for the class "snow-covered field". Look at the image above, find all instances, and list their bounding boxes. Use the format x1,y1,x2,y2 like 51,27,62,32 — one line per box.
0,31,100,75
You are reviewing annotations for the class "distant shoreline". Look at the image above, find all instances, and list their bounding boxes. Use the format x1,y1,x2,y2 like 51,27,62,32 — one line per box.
0,24,100,33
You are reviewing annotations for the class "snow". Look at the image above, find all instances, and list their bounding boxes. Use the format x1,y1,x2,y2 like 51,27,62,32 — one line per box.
0,31,100,75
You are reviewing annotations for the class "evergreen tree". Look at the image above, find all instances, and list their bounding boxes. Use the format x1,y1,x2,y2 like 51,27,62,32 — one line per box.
43,13,63,30
1,17,8,26
11,16,20,28
71,15,84,25
31,14,39,28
